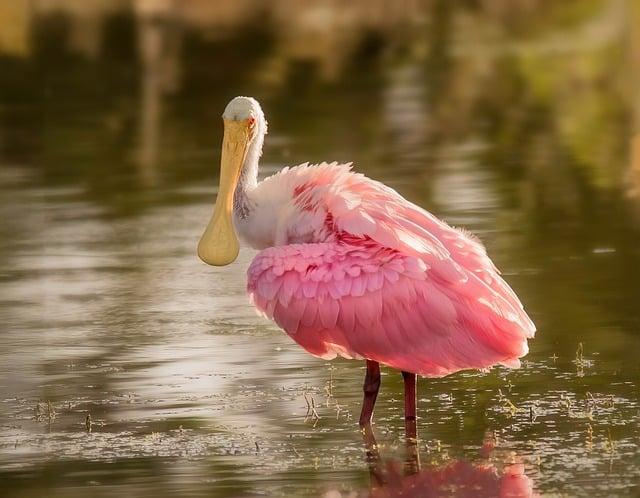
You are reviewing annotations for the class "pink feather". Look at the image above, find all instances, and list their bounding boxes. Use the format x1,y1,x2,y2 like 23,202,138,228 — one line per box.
246,163,535,377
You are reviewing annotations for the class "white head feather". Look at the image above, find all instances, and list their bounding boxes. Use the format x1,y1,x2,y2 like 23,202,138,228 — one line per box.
223,96,265,124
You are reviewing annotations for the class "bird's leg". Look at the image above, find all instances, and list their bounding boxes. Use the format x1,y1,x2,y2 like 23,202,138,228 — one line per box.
404,422,421,475
402,370,417,422
359,360,381,426
402,370,420,474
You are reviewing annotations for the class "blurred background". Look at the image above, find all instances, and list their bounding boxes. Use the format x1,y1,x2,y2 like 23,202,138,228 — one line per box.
0,1,639,497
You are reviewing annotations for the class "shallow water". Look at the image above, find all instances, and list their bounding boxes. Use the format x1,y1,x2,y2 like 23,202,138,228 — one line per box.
1,1,640,496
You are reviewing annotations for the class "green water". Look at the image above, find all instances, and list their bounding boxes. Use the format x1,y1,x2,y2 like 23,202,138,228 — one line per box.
1,1,639,496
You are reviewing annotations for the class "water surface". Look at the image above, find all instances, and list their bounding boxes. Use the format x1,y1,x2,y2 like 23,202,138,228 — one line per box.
1,1,639,496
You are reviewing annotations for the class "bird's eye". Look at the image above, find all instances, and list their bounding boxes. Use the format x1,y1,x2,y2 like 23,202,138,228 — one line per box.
248,117,256,127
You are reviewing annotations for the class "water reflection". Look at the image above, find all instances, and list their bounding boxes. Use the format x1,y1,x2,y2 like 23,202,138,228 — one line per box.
364,459,535,498
326,426,538,497
1,1,639,497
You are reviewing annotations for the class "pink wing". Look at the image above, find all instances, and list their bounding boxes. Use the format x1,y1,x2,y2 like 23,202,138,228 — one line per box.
248,243,531,377
248,164,535,376
306,165,534,330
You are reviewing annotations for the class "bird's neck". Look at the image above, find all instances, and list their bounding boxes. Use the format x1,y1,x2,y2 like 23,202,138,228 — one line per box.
233,132,263,219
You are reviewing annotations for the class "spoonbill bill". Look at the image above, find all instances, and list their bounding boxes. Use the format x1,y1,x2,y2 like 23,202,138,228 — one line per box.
198,96,535,426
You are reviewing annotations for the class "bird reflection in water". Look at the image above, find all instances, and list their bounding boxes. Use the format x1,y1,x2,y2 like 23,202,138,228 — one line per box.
351,422,538,498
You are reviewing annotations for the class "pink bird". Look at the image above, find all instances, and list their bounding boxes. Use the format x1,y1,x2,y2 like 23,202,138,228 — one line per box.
198,96,535,425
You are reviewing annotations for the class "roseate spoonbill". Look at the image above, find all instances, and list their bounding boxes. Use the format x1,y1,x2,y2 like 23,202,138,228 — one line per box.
198,96,535,426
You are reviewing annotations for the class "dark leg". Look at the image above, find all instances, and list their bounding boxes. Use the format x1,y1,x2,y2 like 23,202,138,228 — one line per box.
402,371,420,474
402,370,417,421
404,422,421,475
359,360,381,426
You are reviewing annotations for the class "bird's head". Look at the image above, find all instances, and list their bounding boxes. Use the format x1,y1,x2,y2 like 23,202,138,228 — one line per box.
197,96,266,266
